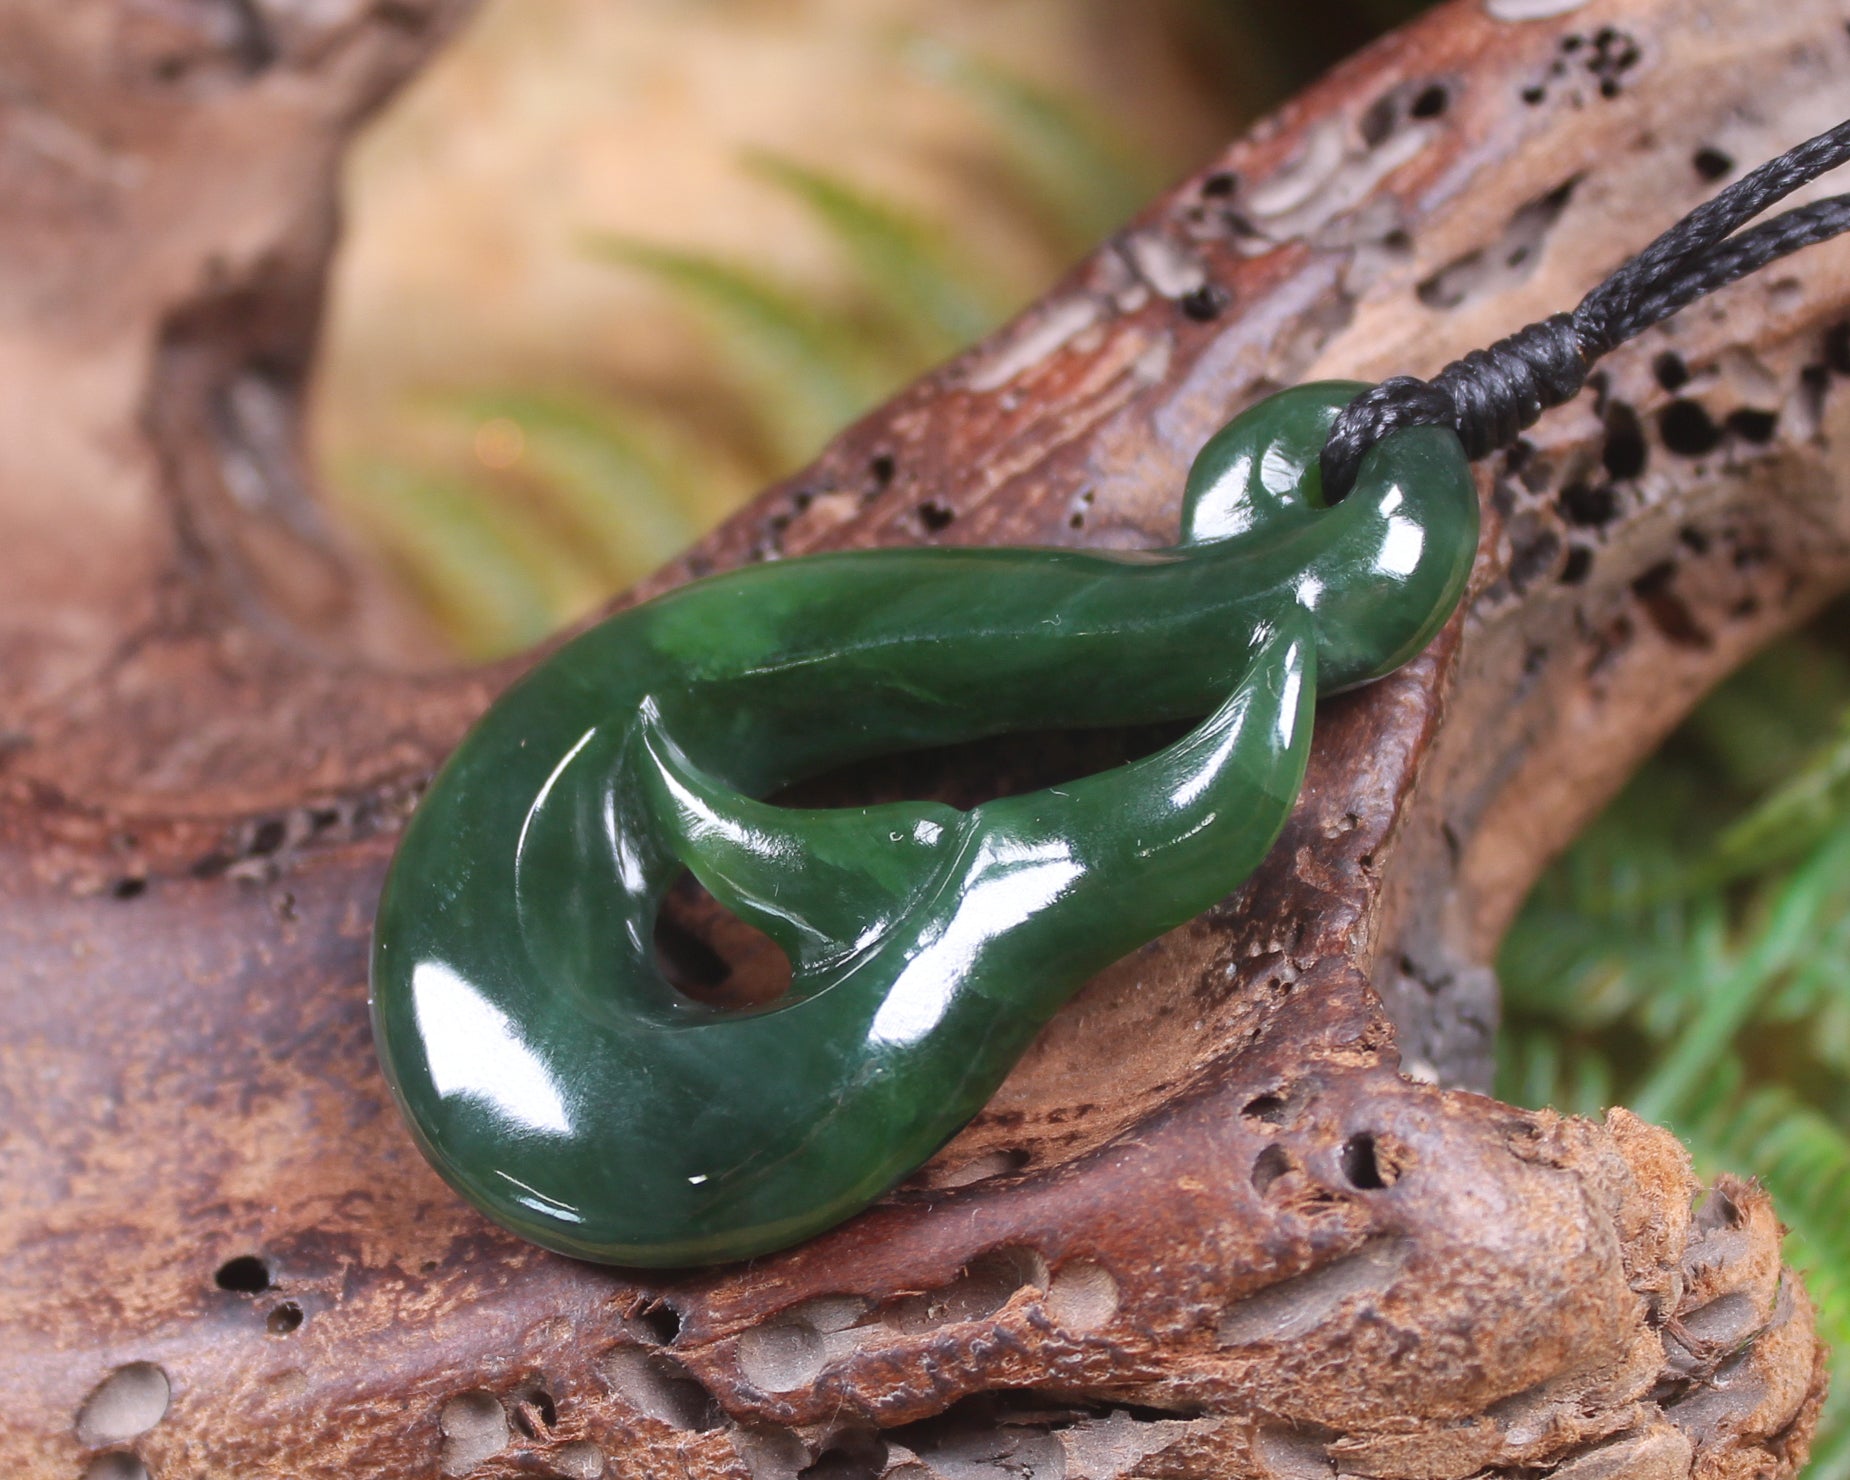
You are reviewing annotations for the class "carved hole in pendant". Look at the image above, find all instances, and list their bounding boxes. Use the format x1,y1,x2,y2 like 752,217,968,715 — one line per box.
776,723,1185,815
654,872,792,1010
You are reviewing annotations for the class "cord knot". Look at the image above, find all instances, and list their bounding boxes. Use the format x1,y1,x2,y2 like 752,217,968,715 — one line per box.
1318,314,1586,502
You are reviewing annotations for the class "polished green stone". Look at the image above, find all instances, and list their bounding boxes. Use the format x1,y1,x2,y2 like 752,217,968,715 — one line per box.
371,383,1478,1266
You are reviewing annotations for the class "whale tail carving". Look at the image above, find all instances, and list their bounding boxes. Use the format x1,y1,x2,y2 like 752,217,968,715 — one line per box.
638,617,1316,997
373,381,1476,1265
636,707,962,977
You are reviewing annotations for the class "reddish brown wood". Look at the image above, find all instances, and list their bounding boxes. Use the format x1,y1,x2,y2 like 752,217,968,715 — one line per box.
1,2,1843,1477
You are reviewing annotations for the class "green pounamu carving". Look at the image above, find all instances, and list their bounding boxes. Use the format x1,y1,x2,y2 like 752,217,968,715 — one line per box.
371,383,1478,1266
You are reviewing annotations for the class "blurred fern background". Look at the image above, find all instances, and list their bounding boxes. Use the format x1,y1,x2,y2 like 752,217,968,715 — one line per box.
316,0,1849,1469
318,0,1436,656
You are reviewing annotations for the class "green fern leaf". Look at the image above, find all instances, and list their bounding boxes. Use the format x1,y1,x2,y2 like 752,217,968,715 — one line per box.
898,36,1162,249
334,457,602,658
742,151,1006,355
438,390,743,585
582,235,886,468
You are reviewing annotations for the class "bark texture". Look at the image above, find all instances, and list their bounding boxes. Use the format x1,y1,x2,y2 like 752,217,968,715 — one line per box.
1,1,1844,1477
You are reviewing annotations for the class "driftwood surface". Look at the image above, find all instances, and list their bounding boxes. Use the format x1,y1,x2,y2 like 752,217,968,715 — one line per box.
3,0,1847,1476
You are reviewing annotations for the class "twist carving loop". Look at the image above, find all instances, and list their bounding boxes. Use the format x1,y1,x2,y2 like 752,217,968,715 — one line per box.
371,384,1479,1266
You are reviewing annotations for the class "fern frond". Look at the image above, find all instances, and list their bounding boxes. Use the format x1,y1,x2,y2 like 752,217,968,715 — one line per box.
335,458,603,657
582,236,886,467
1633,826,1850,1124
1681,631,1850,795
1697,709,1850,892
897,36,1161,249
742,151,1006,355
438,390,744,585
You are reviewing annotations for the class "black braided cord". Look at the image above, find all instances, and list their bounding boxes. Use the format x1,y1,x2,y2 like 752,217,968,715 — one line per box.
1319,119,1850,501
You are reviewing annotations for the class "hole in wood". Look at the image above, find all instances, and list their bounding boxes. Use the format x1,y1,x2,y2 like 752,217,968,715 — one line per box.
601,1348,725,1430
1659,400,1722,457
881,1247,1047,1335
637,1300,682,1345
214,1254,271,1294
797,1433,888,1480
1725,407,1779,445
75,1363,170,1447
1252,1143,1291,1194
1559,481,1619,528
83,1456,152,1480
510,1380,558,1438
551,1440,606,1479
439,1390,509,1475
1602,402,1648,480
1340,1133,1393,1190
1045,1259,1119,1331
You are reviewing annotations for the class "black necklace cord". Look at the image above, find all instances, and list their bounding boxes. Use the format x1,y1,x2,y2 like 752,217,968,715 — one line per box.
1319,117,1850,502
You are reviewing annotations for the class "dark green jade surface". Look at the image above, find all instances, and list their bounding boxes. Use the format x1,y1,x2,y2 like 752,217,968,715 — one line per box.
371,383,1479,1266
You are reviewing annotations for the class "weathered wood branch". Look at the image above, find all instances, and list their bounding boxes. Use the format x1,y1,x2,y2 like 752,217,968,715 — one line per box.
2,1,1844,1476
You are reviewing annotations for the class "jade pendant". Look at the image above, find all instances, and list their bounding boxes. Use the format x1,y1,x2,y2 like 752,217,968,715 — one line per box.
370,383,1478,1267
